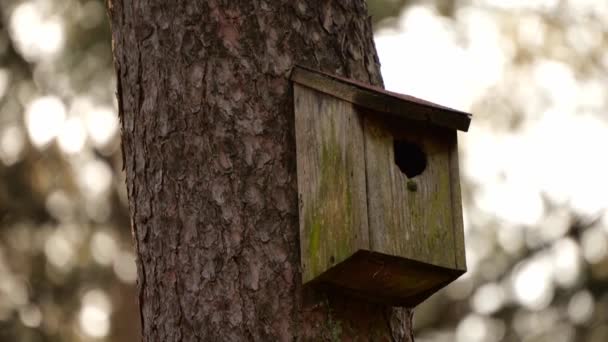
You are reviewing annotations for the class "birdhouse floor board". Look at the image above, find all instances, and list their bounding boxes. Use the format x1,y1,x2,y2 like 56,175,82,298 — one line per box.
310,250,464,307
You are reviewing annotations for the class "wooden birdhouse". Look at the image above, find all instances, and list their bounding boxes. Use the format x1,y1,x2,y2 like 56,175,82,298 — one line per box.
291,66,472,307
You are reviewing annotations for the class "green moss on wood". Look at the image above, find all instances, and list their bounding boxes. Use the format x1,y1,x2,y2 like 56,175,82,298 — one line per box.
329,319,343,342
304,117,355,280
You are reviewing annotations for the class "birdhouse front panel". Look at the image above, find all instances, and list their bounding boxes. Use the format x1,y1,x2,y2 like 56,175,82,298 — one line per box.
363,114,465,270
294,84,370,284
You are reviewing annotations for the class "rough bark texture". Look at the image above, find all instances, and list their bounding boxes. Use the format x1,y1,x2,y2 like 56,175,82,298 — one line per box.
107,0,414,340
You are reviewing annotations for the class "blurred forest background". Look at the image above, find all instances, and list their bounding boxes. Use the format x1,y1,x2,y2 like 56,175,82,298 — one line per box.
0,0,607,341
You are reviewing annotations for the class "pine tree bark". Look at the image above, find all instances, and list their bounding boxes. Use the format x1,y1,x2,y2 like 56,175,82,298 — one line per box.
107,1,414,340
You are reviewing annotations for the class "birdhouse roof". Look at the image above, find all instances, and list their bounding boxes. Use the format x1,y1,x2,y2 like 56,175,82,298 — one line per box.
291,66,472,132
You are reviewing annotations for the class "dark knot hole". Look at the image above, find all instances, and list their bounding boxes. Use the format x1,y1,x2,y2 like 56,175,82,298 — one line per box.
393,140,427,178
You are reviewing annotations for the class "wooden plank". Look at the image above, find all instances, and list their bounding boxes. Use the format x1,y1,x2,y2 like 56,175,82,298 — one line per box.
315,250,465,307
291,66,472,132
294,84,370,284
363,113,456,269
448,132,467,271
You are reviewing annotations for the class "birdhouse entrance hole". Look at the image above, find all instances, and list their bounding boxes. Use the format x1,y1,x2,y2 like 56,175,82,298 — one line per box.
393,140,427,178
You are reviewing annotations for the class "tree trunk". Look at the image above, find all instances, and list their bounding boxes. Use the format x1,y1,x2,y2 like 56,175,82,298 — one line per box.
107,0,414,340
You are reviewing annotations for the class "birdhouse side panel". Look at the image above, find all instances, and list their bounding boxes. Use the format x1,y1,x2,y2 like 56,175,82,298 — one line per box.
294,85,370,284
448,133,466,271
363,115,457,269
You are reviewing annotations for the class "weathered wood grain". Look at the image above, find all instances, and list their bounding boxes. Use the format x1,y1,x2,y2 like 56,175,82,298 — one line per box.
362,113,458,269
294,85,370,284
314,250,464,307
449,132,467,271
292,68,468,307
291,66,472,132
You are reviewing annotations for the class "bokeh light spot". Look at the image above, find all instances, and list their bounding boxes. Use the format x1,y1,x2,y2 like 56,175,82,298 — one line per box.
79,289,111,338
19,304,42,328
90,231,117,266
471,282,505,315
9,2,65,61
551,238,582,288
0,125,25,166
581,227,608,264
113,251,138,284
45,191,75,222
44,230,75,271
25,96,66,148
78,159,113,197
568,290,594,324
0,69,9,99
512,256,554,310
86,106,118,148
58,117,87,154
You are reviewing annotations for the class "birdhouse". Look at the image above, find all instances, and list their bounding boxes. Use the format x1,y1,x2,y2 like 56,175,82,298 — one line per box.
291,66,472,307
